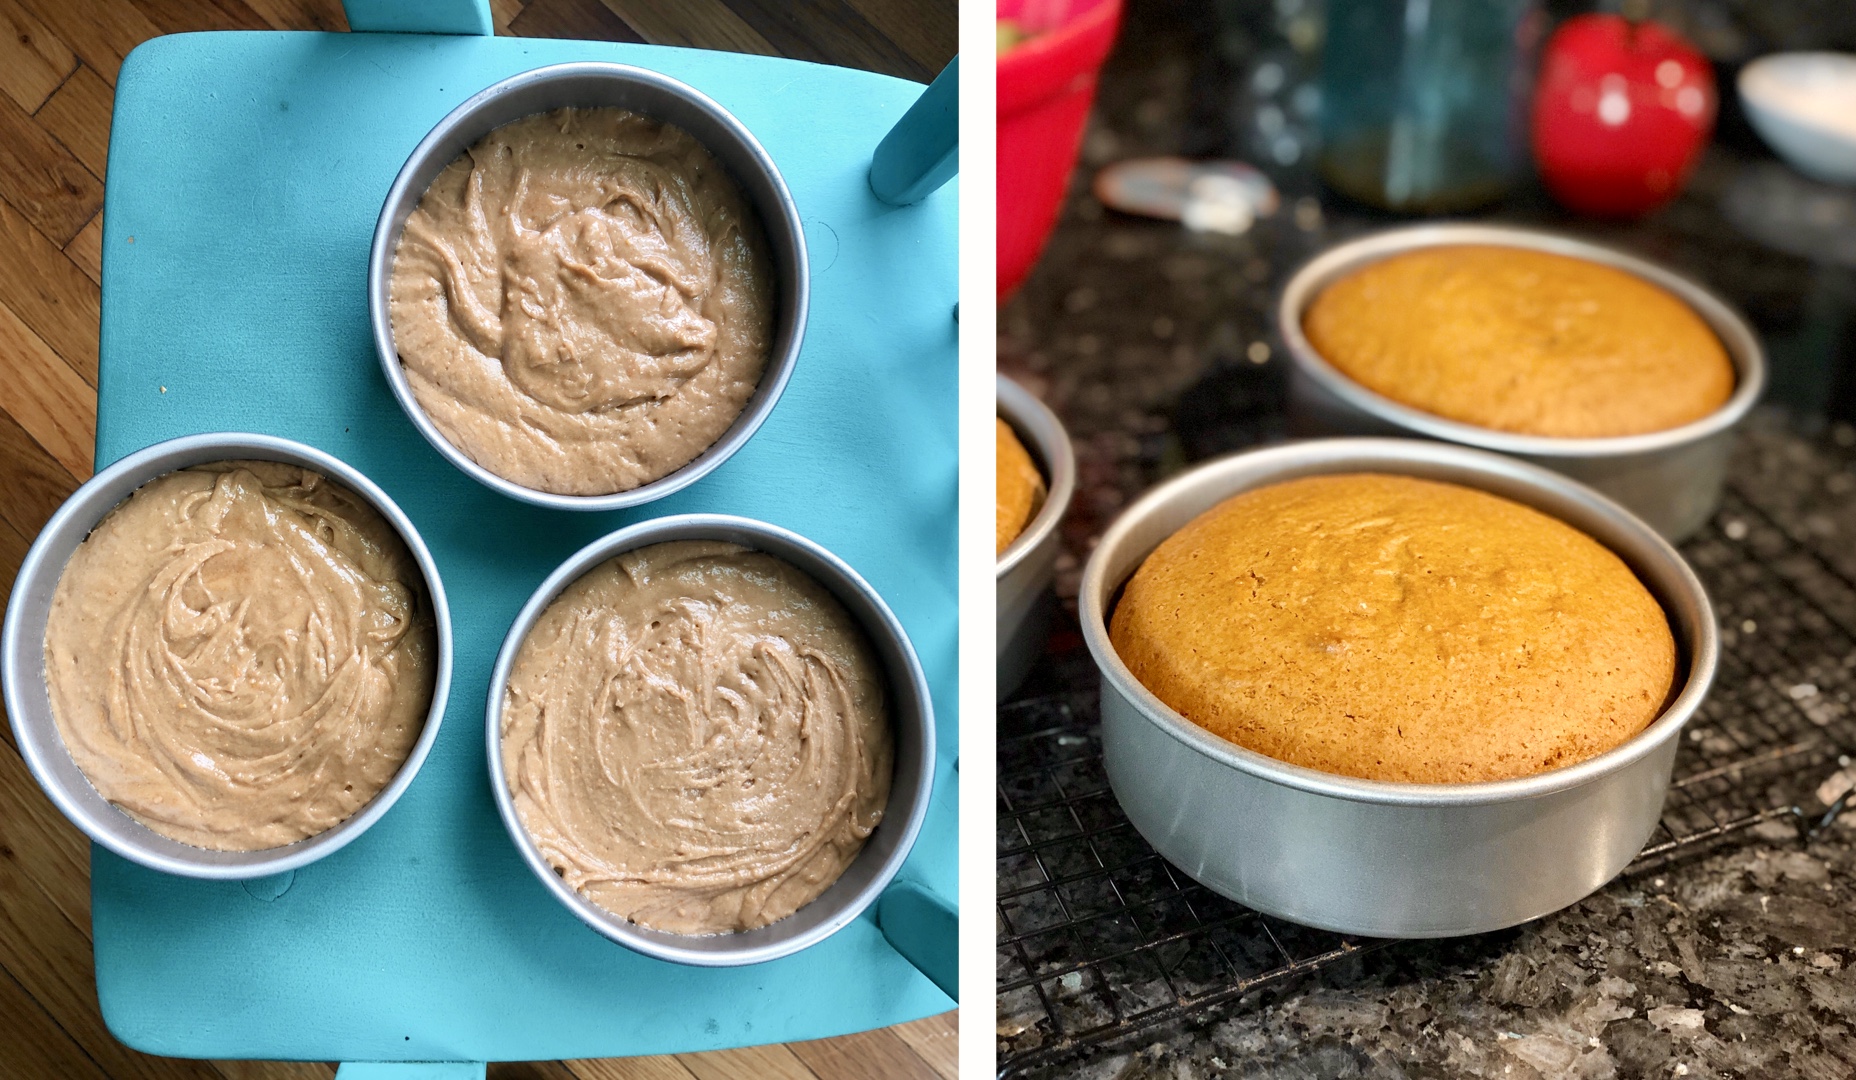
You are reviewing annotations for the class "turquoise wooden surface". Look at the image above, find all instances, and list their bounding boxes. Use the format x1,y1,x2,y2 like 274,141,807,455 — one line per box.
92,31,958,1063
334,1065,484,1080
870,58,960,205
343,0,494,36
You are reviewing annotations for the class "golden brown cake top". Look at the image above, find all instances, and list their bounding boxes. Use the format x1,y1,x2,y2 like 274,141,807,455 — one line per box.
1303,245,1734,438
1109,473,1676,784
997,417,1046,556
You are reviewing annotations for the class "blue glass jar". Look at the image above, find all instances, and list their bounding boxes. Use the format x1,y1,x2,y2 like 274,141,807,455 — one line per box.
1319,0,1542,212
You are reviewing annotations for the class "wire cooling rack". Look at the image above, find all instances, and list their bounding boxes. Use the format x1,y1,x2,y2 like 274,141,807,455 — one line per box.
996,471,1856,1077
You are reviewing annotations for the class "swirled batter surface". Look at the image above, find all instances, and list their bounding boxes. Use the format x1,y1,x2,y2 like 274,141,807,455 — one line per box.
390,107,775,496
43,462,437,851
501,540,892,935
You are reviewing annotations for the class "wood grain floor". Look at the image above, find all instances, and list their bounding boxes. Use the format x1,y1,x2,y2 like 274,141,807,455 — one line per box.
0,1,958,1078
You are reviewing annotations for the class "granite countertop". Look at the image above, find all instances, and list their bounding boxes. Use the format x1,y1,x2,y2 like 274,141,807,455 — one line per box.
997,2,1856,1076
1024,823,1856,1079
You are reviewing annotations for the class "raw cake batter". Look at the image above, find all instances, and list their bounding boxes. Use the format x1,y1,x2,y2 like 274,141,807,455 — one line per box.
501,540,892,934
43,461,437,850
390,106,775,495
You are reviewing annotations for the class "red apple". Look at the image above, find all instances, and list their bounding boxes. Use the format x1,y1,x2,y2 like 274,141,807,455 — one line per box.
1532,14,1717,217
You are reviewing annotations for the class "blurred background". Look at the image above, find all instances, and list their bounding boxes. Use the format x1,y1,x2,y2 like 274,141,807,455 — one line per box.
1001,0,1856,600
996,2,1856,1076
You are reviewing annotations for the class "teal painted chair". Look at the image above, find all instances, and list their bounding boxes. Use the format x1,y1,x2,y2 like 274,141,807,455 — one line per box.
92,2,958,1074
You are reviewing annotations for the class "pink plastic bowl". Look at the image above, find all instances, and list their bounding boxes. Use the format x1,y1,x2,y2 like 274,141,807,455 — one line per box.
997,0,1122,300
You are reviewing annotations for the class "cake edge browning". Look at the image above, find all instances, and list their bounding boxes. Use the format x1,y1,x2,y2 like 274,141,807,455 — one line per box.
1301,245,1736,439
1108,473,1679,784
997,417,1047,556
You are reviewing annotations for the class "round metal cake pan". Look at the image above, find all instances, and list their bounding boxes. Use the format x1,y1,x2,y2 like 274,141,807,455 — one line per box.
368,62,809,511
1080,437,1718,938
1,433,454,880
1278,223,1765,542
485,514,935,965
997,375,1076,701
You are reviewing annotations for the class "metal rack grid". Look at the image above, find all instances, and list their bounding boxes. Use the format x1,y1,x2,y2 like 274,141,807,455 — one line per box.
996,478,1856,1077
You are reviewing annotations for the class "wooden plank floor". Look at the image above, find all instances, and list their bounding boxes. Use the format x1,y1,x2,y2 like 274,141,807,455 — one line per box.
0,1,957,1078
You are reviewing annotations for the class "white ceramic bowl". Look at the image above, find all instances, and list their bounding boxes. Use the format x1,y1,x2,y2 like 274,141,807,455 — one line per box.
1740,53,1856,186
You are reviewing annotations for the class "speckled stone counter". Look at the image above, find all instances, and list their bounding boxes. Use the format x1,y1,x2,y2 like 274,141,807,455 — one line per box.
1009,815,1856,1079
997,2,1856,1076
1241,824,1854,1080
